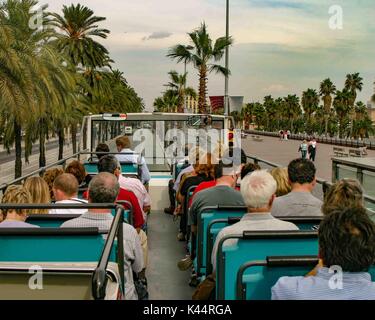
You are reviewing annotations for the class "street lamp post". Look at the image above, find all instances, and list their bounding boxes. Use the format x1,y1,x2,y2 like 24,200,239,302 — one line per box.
224,0,230,117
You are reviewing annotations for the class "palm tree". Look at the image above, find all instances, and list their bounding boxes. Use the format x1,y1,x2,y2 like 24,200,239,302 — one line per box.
283,95,301,133
165,70,197,113
0,0,77,177
353,101,373,139
301,89,319,133
153,90,179,113
319,78,336,136
333,89,352,138
50,3,111,153
345,73,363,137
167,23,232,114
263,95,278,131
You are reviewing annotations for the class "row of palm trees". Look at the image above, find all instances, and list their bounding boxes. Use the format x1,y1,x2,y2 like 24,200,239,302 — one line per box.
236,73,374,139
0,0,144,179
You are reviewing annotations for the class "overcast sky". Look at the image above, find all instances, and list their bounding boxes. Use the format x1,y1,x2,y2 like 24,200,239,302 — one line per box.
45,0,375,111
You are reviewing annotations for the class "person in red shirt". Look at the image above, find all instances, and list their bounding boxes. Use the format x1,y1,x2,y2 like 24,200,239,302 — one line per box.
82,155,145,230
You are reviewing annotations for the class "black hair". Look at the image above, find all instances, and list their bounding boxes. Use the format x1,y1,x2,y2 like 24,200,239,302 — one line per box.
98,155,118,175
241,163,261,179
319,207,375,272
288,158,316,184
95,143,110,160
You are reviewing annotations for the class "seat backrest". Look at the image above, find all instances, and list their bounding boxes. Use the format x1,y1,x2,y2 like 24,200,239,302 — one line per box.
0,262,120,300
83,161,139,176
216,230,318,300
26,214,80,228
197,206,247,276
205,216,322,276
237,256,375,300
0,228,116,262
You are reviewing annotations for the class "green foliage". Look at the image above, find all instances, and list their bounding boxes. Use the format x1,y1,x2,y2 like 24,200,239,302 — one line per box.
167,22,232,113
0,0,144,178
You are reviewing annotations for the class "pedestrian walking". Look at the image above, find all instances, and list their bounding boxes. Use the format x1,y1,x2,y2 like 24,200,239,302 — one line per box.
298,140,308,159
309,138,317,162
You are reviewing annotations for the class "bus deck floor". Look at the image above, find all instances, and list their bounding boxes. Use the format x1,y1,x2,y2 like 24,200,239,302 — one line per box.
146,210,195,300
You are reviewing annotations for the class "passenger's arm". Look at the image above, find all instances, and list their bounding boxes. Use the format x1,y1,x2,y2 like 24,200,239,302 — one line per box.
141,157,151,184
131,229,144,273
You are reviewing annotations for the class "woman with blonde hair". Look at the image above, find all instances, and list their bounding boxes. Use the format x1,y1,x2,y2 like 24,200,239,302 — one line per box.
24,177,51,214
0,185,38,228
270,167,292,197
322,179,364,215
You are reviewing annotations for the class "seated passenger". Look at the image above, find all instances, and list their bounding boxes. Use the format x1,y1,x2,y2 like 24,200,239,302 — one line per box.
322,179,363,216
271,158,322,217
177,159,245,271
175,151,215,241
240,163,261,180
307,179,364,276
83,155,145,230
115,136,150,185
272,207,375,300
49,173,88,215
23,177,51,214
60,173,143,300
164,145,195,215
43,168,64,201
65,160,92,189
270,167,292,197
118,172,151,222
211,170,298,273
0,186,39,228
95,142,110,161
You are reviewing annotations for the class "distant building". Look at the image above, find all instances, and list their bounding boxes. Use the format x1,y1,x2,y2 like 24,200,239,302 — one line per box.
208,96,244,114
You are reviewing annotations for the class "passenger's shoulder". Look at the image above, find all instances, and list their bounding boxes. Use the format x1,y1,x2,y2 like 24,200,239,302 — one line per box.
271,276,304,300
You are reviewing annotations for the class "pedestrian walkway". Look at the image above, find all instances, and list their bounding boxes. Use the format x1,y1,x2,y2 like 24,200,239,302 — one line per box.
241,134,375,183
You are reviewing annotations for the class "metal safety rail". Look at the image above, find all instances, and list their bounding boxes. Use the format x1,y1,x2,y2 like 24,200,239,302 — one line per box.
0,150,89,194
246,155,375,214
246,130,371,149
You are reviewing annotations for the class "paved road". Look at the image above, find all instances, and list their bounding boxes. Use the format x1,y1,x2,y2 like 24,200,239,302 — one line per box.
0,142,74,187
241,135,375,200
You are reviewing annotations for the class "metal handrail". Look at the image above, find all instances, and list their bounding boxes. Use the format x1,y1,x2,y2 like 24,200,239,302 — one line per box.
246,154,375,207
92,204,125,300
0,149,90,193
246,130,371,149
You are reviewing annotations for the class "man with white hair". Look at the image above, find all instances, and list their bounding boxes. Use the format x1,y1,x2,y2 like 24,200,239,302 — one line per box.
211,170,299,273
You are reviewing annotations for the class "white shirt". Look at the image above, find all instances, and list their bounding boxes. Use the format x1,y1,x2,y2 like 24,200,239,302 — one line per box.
116,148,151,184
49,198,88,215
118,175,151,220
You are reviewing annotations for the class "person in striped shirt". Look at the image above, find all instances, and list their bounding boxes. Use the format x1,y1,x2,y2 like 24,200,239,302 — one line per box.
272,206,375,300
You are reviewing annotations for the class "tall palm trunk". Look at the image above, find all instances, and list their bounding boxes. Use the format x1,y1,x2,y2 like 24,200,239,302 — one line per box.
58,126,64,160
71,123,77,154
39,118,46,168
14,120,22,179
198,65,207,114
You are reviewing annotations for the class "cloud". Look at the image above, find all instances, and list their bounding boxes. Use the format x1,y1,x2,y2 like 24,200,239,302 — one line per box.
142,31,173,41
264,84,290,93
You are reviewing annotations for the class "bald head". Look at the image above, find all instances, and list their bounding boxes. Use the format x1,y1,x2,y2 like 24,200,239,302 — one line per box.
88,172,120,203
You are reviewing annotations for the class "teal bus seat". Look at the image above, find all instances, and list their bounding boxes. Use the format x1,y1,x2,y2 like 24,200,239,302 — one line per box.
236,256,375,300
206,216,322,276
27,214,80,228
0,228,116,262
196,206,247,276
216,230,318,300
83,161,139,177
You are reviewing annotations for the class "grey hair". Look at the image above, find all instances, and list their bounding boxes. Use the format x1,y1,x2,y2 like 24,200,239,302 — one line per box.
88,172,120,203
